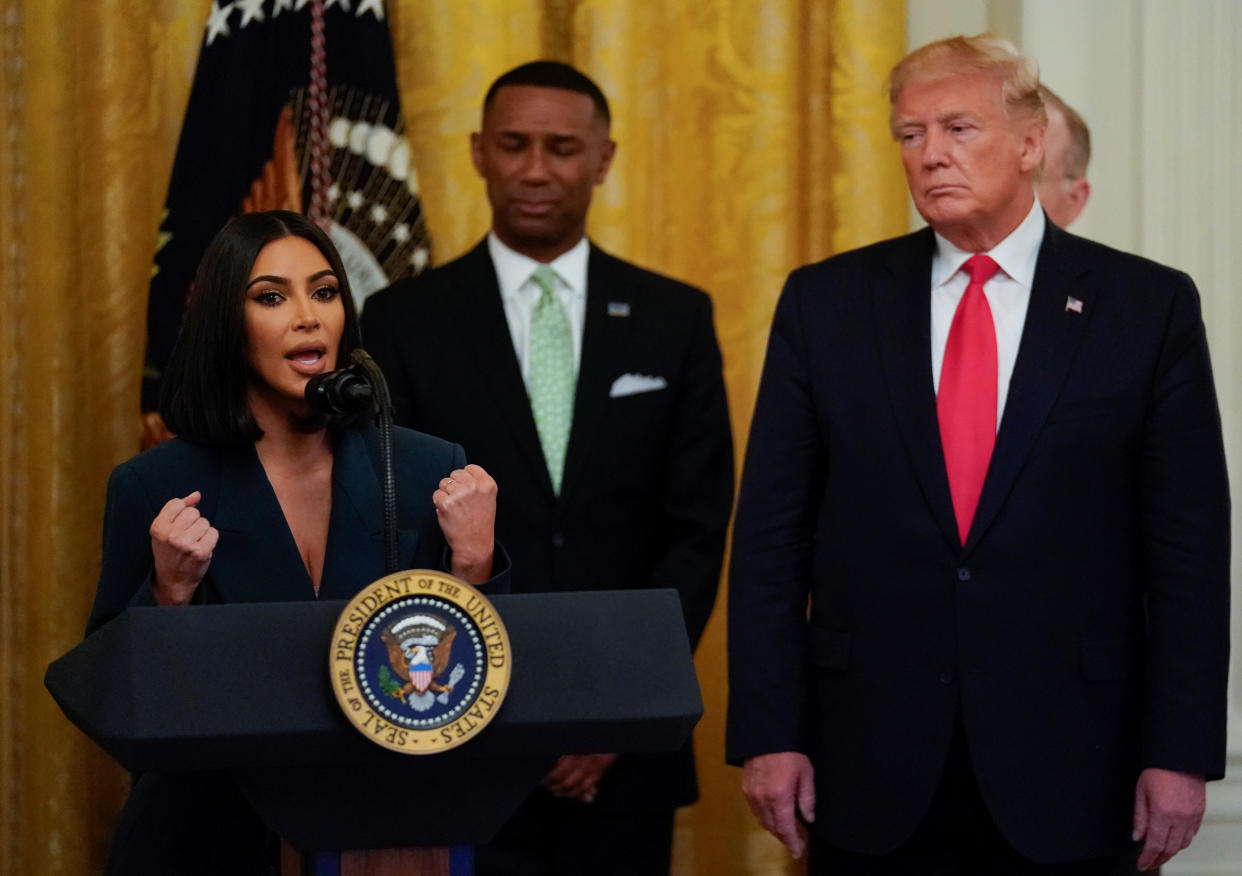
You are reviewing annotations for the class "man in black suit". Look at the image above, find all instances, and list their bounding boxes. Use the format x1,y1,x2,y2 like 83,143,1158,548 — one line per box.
727,34,1229,875
361,62,733,875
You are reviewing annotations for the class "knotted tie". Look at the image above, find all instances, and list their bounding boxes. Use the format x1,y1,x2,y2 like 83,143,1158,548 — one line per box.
938,254,1000,545
528,265,575,494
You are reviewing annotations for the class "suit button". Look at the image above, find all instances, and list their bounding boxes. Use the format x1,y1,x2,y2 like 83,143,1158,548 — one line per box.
939,668,955,685
957,566,971,581
551,532,565,548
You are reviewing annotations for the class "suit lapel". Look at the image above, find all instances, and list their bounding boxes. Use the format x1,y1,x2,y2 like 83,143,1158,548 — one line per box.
319,426,420,597
208,444,315,603
560,245,632,504
873,230,962,551
965,224,1094,552
212,429,422,603
450,242,554,498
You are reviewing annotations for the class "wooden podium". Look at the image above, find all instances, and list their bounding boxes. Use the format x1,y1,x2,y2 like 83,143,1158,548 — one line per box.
47,590,703,875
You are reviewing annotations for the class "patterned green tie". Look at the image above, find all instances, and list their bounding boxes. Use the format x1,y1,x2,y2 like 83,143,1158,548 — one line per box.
528,265,575,494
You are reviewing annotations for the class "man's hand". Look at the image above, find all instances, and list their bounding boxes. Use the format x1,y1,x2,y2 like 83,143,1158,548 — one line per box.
433,464,497,585
1133,767,1206,871
742,752,816,859
542,753,618,803
140,411,174,450
149,491,217,605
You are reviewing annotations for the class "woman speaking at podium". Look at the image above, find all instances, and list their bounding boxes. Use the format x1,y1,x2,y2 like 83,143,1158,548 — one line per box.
85,210,507,874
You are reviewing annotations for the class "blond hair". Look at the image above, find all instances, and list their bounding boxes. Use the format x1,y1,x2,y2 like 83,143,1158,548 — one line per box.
889,34,1046,128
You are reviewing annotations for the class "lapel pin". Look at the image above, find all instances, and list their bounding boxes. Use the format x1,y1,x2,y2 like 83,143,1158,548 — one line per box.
607,301,630,317
1065,296,1083,314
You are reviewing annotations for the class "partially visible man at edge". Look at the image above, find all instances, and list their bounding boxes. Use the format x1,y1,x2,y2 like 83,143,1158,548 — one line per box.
1036,83,1091,228
728,34,1228,875
361,62,734,876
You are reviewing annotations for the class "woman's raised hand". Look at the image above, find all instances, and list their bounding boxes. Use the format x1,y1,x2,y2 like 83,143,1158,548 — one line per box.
149,491,218,605
433,464,497,585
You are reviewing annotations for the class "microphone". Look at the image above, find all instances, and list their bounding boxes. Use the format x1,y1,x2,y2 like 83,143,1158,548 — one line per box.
305,362,373,415
307,348,400,572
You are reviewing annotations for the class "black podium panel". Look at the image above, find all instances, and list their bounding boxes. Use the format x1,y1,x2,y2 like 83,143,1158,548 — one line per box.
237,757,554,849
46,589,704,849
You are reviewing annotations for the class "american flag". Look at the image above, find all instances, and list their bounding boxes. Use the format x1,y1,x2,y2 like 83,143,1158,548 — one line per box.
1065,296,1084,314
142,0,430,417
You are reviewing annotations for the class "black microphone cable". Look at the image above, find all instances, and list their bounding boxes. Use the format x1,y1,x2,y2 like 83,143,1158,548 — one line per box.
305,349,400,574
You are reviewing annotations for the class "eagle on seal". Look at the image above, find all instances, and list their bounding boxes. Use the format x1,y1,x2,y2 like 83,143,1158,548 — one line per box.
381,614,458,700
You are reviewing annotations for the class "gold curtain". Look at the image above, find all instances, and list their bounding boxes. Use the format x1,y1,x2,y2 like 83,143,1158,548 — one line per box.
0,1,905,873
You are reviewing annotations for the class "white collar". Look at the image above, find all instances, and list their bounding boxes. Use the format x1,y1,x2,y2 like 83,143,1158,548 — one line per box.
931,198,1046,289
487,233,590,301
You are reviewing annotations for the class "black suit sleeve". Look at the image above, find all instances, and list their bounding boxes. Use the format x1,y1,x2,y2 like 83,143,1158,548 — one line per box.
87,462,160,635
646,293,734,649
726,271,825,764
1138,274,1231,779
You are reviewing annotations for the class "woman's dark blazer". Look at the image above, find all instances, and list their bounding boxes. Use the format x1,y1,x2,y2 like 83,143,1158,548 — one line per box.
85,423,508,874
87,423,508,634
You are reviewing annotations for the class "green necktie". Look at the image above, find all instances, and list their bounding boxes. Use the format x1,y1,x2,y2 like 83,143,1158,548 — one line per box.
528,265,575,494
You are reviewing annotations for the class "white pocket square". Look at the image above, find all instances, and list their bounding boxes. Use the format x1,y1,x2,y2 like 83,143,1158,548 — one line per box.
609,373,667,397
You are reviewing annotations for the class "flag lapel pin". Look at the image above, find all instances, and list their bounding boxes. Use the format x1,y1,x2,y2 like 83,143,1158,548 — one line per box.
1065,296,1084,314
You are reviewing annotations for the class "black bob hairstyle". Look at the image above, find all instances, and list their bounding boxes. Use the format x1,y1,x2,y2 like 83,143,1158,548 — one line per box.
483,60,611,126
159,210,365,445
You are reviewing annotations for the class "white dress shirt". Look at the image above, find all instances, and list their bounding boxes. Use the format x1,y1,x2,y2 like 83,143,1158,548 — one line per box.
930,200,1046,429
487,233,589,388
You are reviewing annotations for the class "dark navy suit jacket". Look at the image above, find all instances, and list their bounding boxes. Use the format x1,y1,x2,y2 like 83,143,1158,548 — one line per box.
88,424,508,634
726,221,1230,862
361,240,735,813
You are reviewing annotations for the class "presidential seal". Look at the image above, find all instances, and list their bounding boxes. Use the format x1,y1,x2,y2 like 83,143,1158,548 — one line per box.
330,570,511,754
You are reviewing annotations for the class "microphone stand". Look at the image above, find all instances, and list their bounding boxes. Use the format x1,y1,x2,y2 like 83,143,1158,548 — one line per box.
350,349,400,575
303,354,460,874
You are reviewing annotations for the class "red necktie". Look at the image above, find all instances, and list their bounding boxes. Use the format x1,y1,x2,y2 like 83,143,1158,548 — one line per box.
938,254,1000,545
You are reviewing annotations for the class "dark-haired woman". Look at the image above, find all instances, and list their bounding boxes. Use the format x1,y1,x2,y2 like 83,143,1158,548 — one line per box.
87,211,507,874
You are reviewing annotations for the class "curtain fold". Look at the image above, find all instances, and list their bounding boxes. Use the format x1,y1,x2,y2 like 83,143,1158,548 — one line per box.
2,2,207,874
0,2,905,872
561,4,906,872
